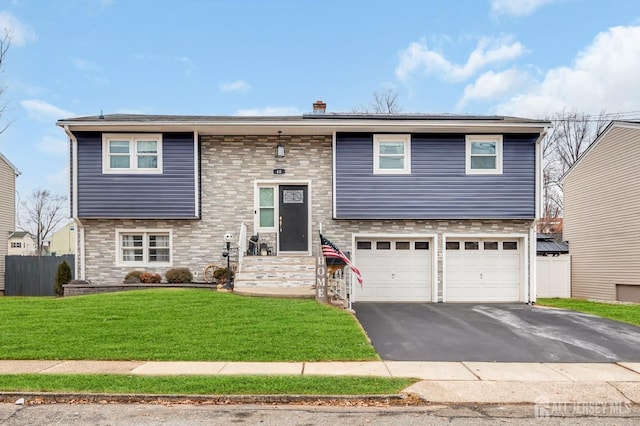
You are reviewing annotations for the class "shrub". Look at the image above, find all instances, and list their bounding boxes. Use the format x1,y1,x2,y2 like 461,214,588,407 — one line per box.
139,272,162,283
124,271,144,283
165,267,193,284
54,260,73,296
213,267,235,285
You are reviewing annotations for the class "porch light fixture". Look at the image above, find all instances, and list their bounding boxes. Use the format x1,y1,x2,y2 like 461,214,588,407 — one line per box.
275,131,285,158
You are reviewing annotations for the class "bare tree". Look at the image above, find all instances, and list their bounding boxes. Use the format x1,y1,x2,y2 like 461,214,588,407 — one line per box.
539,109,617,232
19,189,67,255
353,88,401,114
0,30,10,134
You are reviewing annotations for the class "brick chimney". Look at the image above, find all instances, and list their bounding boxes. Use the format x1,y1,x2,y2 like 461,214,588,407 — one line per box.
312,100,326,113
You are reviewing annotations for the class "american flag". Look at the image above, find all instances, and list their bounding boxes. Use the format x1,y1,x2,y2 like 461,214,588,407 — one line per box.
320,234,363,287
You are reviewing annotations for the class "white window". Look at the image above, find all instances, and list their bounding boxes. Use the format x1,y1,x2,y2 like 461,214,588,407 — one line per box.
466,135,503,174
257,187,276,231
373,134,411,174
103,134,163,174
116,229,172,266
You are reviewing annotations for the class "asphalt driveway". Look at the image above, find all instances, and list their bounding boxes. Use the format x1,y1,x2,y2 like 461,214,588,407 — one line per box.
353,303,640,362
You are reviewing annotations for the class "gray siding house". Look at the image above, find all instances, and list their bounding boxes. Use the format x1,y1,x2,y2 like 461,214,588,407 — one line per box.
563,121,640,302
0,152,20,294
57,107,549,303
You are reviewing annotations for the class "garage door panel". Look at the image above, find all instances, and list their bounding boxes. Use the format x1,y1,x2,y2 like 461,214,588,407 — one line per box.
355,238,432,302
445,238,522,303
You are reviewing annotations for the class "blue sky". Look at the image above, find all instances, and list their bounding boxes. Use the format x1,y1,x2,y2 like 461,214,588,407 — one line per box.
1,0,640,213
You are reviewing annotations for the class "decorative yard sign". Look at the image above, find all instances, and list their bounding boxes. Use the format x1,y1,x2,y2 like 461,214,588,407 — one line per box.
316,253,329,303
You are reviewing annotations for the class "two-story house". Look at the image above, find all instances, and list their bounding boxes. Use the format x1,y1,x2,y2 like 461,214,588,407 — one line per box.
0,152,20,294
57,103,549,303
7,231,37,255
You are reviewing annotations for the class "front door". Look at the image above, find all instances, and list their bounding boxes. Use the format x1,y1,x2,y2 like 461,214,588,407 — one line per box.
279,185,308,252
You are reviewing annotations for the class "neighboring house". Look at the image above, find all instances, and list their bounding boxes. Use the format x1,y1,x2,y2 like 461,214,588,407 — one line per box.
57,104,549,303
0,152,20,294
49,222,76,255
7,231,37,256
563,121,640,302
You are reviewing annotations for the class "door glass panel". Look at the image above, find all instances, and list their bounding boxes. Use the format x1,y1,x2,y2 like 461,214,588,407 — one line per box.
395,241,410,250
415,241,430,250
446,241,460,250
259,208,274,228
259,188,274,207
376,241,391,250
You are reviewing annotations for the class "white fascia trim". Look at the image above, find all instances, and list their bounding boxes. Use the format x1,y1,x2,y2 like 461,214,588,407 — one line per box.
351,232,439,304
193,131,200,218
442,232,529,303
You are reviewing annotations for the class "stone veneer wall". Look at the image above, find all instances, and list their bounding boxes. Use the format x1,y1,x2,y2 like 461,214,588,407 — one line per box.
79,134,534,298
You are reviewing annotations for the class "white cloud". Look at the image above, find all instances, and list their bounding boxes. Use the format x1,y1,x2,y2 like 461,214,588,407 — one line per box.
496,25,640,117
220,80,252,93
175,56,195,77
457,68,531,109
490,0,556,17
37,135,68,156
71,57,98,72
396,36,525,83
46,166,69,190
21,99,74,121
0,11,37,45
235,106,302,116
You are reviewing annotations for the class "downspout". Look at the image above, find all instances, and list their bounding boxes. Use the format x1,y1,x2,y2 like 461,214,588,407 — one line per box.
64,126,85,280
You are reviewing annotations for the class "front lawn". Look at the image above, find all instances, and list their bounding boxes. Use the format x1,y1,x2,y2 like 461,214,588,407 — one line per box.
537,298,640,326
0,289,378,361
0,374,414,396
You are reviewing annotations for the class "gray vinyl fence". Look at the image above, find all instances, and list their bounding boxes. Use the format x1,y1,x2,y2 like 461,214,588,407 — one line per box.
4,255,75,296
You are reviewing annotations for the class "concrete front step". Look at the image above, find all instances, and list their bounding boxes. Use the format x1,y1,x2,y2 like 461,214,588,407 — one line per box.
234,279,314,288
237,255,316,288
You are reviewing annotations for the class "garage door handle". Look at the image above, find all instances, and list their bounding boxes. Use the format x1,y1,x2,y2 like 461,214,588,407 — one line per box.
480,273,483,279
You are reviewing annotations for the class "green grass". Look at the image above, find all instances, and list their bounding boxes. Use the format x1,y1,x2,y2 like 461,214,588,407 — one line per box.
537,298,640,326
0,289,377,361
0,374,414,396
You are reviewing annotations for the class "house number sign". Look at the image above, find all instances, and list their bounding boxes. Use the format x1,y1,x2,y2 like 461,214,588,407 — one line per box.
283,190,304,203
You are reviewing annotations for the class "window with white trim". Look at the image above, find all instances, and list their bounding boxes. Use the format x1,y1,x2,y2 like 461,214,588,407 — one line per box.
11,242,21,248
465,135,503,174
116,230,171,266
103,134,163,174
373,134,411,174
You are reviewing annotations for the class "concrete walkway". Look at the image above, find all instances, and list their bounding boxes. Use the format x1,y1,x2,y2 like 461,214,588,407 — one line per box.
1,360,639,404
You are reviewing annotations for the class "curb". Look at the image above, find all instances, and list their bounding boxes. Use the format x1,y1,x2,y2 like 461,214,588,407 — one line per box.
0,392,425,406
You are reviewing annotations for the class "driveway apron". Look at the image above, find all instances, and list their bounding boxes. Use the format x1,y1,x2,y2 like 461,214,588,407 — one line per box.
353,303,640,362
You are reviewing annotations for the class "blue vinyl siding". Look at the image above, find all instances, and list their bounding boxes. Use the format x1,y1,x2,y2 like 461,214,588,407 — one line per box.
74,132,197,218
335,133,537,219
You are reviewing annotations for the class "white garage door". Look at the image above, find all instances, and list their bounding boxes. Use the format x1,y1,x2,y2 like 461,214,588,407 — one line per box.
445,239,522,302
354,238,432,302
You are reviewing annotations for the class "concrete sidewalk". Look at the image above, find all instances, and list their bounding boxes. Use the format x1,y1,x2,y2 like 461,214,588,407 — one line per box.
0,360,639,404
